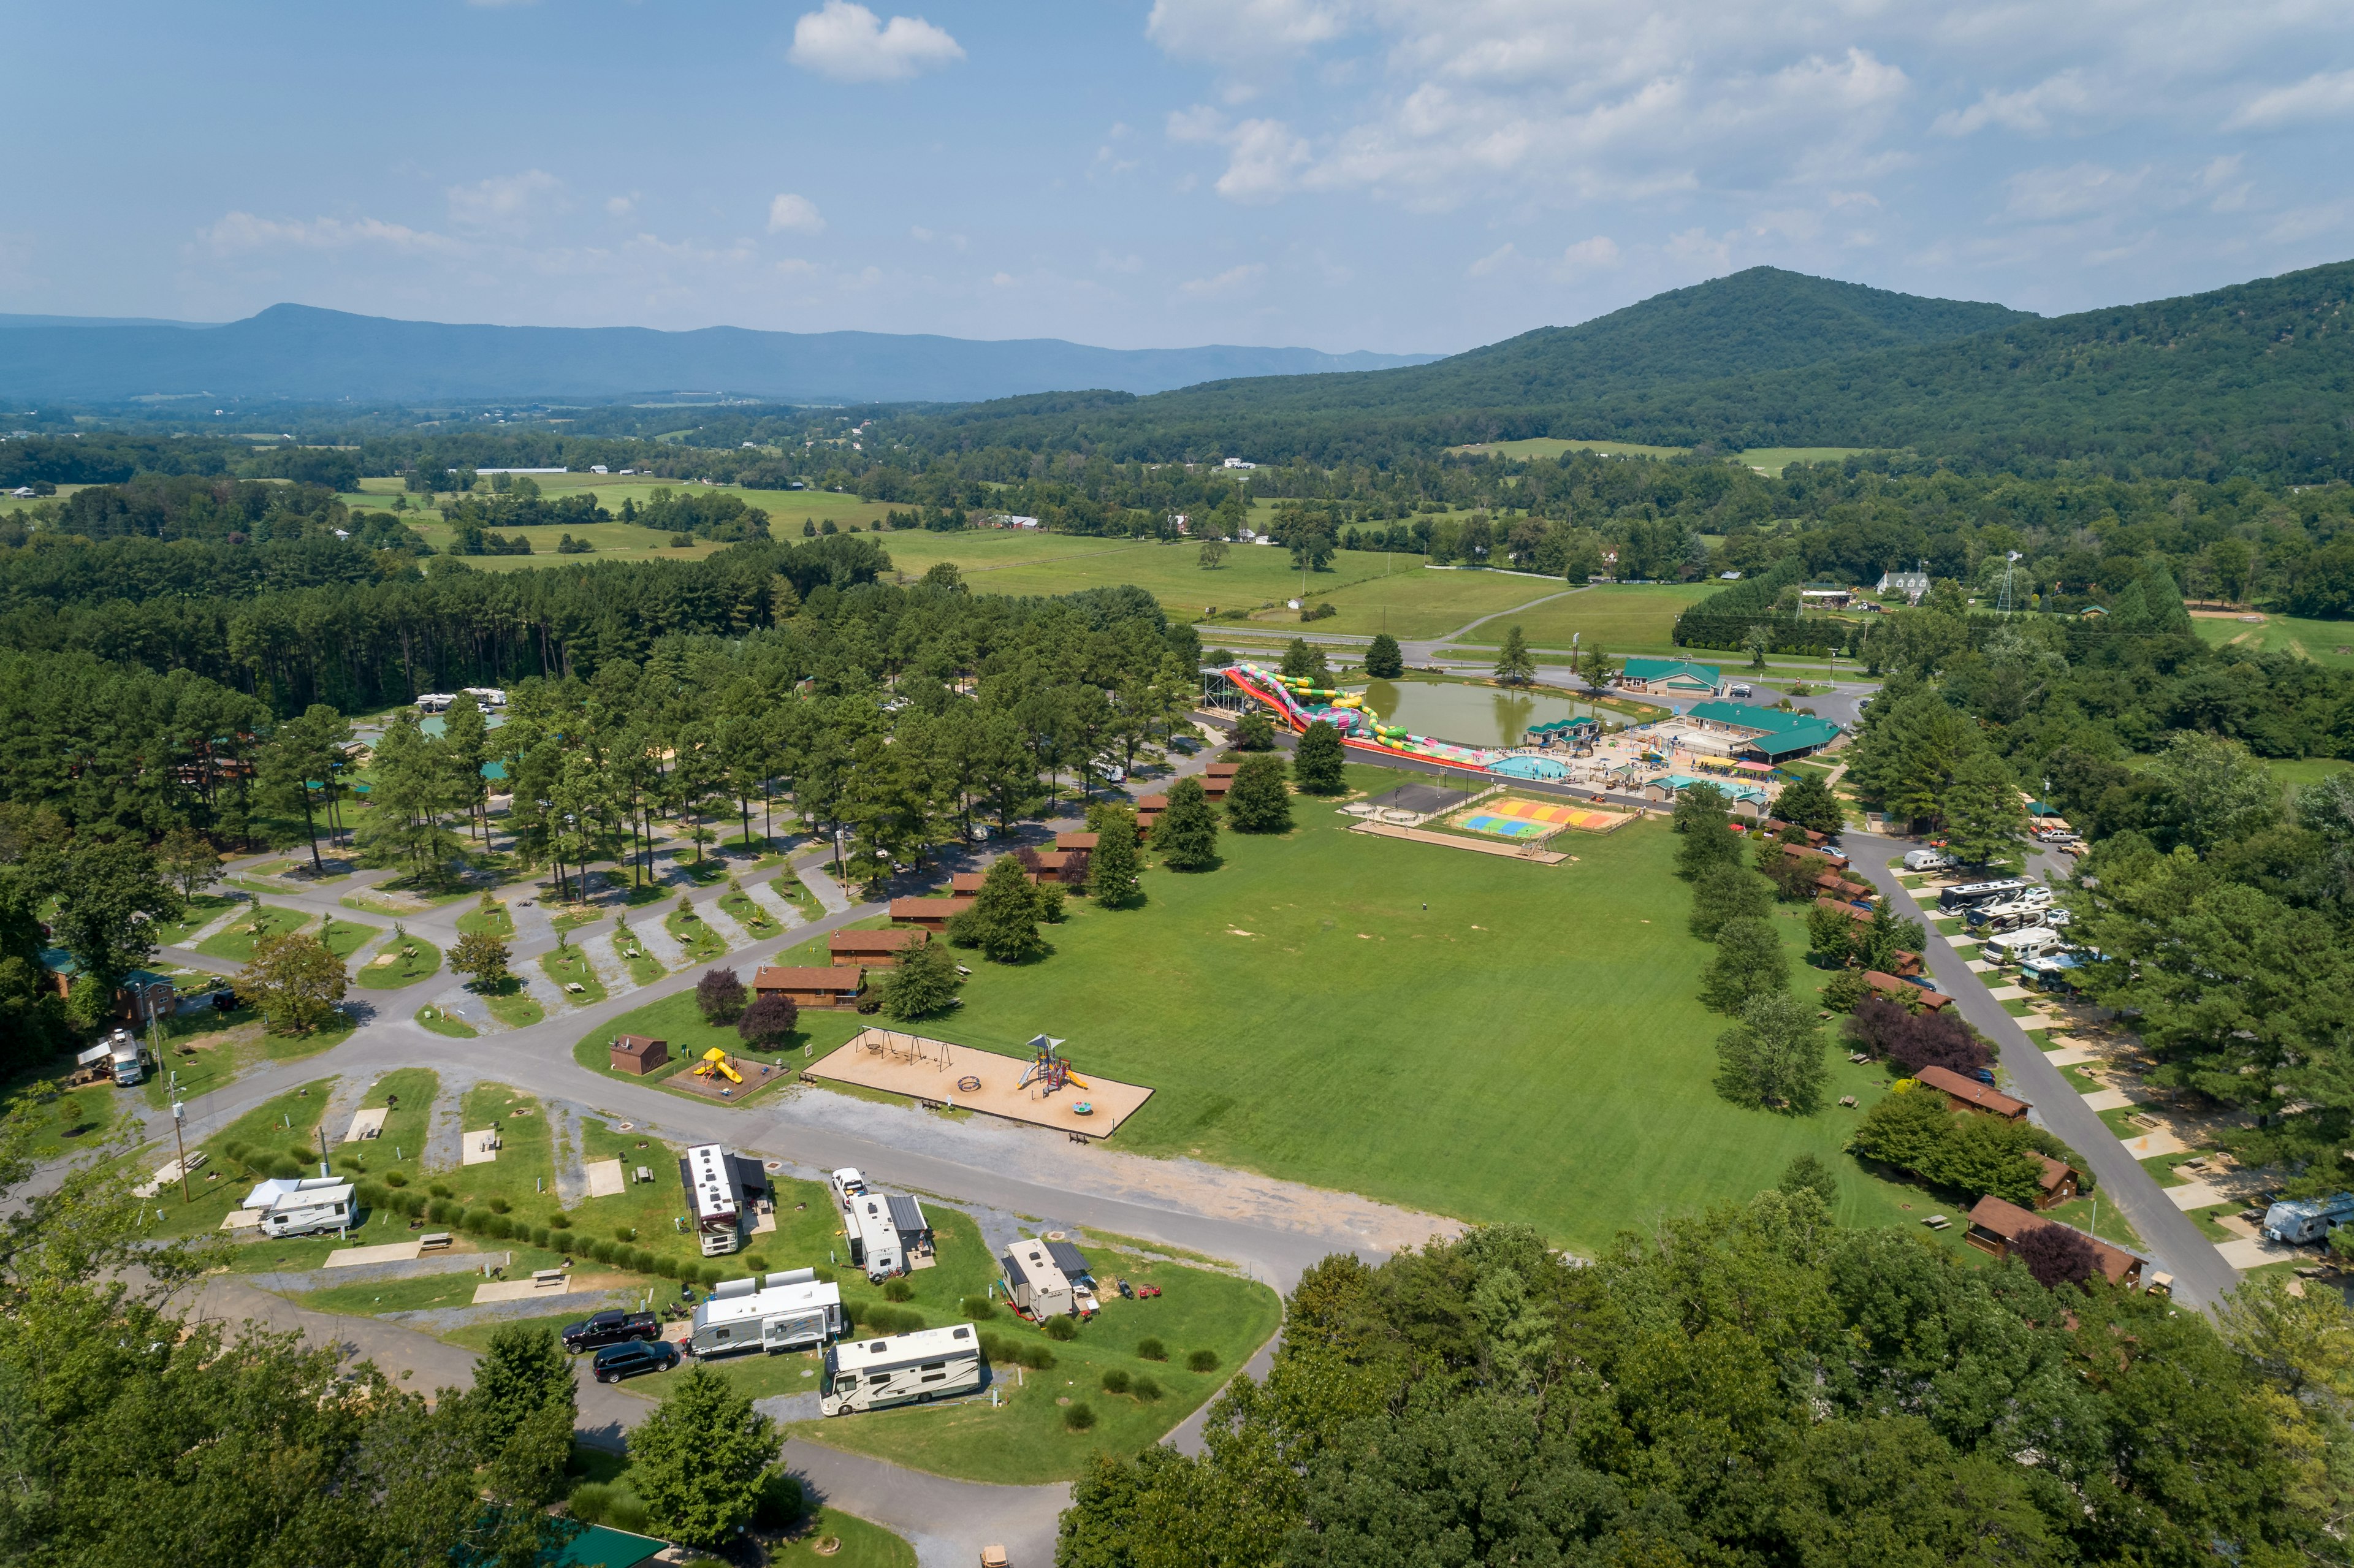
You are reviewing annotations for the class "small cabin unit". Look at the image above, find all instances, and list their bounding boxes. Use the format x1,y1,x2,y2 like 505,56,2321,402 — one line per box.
1965,1196,2143,1284
888,897,974,932
1916,1065,2029,1120
753,965,867,1010
609,1034,669,1075
829,929,929,969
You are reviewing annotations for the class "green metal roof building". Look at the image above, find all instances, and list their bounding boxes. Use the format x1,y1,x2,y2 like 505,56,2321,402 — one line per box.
1682,700,1843,760
1620,657,1723,694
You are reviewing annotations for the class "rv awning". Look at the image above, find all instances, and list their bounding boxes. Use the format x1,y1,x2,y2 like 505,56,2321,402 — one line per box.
1000,1250,1031,1287
885,1194,928,1234
729,1154,769,1195
1045,1239,1091,1278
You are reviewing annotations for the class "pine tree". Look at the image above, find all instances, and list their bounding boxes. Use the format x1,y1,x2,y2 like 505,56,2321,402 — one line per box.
1156,776,1221,870
1364,632,1404,679
1772,772,1845,835
1940,752,2028,869
1225,754,1293,834
467,1325,575,1504
1699,916,1789,1013
1293,720,1346,794
969,855,1046,962
1087,817,1143,905
626,1366,778,1548
1494,626,1536,686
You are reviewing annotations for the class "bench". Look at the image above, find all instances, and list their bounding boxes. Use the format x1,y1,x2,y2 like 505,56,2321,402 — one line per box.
634,1165,653,1184
533,1268,569,1288
419,1231,454,1252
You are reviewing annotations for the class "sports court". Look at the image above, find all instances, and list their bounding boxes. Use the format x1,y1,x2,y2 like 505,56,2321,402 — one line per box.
1453,796,1629,837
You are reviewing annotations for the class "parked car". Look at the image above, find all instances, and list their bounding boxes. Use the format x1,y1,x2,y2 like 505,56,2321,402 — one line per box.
562,1309,661,1354
591,1339,680,1383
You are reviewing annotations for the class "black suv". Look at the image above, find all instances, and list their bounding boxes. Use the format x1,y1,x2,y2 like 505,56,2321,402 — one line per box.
592,1340,680,1383
562,1310,660,1355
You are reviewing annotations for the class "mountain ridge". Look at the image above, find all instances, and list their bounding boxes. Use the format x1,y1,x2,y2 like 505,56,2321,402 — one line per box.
0,303,1440,405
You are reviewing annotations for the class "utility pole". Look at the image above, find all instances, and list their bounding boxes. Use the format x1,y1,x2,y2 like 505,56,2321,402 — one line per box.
171,1100,191,1205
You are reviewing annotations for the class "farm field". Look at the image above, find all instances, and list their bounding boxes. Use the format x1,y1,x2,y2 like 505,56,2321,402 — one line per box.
1447,582,1721,653
2195,611,2354,669
867,531,1570,640
1448,438,1870,474
883,761,1927,1255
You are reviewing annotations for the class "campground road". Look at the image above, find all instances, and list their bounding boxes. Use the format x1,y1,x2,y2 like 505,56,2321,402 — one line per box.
1843,832,2241,1311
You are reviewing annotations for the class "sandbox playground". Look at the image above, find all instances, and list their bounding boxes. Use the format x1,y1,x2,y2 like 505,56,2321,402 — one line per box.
806,1029,1153,1141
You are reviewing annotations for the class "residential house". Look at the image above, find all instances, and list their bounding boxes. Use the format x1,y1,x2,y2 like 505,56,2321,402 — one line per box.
752,965,867,1010
1965,1195,2142,1284
1916,1064,2027,1118
1876,566,1931,603
1863,971,1954,1013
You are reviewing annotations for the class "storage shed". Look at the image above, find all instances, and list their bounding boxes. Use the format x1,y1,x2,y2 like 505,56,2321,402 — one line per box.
609,1034,669,1075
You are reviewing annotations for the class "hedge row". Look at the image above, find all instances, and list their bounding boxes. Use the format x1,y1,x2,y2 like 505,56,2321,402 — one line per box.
348,1179,783,1290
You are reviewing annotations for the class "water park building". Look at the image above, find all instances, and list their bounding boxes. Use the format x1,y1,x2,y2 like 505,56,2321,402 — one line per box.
1680,701,1843,761
1618,658,1724,696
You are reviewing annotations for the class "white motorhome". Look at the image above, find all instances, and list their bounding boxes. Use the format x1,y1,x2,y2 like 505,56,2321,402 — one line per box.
687,1268,844,1358
1965,890,2054,933
242,1176,355,1239
1937,878,2033,914
820,1323,983,1416
1984,926,2070,965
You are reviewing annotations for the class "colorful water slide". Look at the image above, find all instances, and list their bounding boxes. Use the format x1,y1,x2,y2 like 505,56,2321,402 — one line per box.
1221,664,1507,772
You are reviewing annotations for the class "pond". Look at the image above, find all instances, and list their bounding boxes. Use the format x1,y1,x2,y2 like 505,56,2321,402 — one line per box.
1357,679,1607,748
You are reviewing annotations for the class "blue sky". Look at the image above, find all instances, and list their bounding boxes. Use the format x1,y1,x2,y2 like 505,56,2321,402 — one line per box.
6,1,2352,355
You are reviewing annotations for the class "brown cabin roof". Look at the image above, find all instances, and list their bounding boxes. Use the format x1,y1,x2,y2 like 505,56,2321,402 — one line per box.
754,965,864,992
1205,762,1239,778
829,928,928,954
1781,842,1851,868
2033,1152,2076,1195
1055,832,1100,850
1816,896,1875,924
612,1033,666,1056
1917,1064,2028,1117
1863,971,1953,1012
1967,1196,2140,1283
1135,794,1169,810
889,896,974,918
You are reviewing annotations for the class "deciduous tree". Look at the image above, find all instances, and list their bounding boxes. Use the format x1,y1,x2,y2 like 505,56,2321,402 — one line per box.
1713,991,1823,1112
696,965,747,1024
1225,754,1292,834
1699,915,1788,1013
450,931,512,990
239,929,347,1035
1292,720,1346,794
626,1366,777,1547
1086,816,1142,904
878,940,959,1021
737,991,801,1045
1155,776,1220,870
967,855,1046,963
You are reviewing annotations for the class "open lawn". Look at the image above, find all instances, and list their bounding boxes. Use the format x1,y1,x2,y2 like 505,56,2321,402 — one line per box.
872,761,1923,1255
354,936,441,989
570,987,840,1101
197,905,364,963
152,892,241,947
27,1084,119,1160
1449,582,1721,653
861,532,1569,641
665,907,728,962
2268,758,2354,790
2197,611,2354,670
770,1510,915,1568
1446,438,1870,475
541,944,608,1005
784,1233,1281,1485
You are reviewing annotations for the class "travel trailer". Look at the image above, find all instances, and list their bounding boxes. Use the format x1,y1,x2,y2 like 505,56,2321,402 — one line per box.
680,1143,769,1257
820,1323,983,1415
686,1269,845,1357
242,1176,355,1239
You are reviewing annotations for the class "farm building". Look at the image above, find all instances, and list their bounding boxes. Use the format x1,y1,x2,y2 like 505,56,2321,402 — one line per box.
1620,658,1723,695
889,897,973,931
829,929,929,967
1917,1064,2028,1119
609,1034,669,1075
753,965,867,1010
1965,1196,2142,1284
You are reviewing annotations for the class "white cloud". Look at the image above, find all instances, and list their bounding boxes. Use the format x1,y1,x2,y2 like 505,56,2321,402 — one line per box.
2002,162,2146,221
1467,242,1518,277
1556,235,1620,275
788,1,964,83
196,212,462,255
1145,0,1351,71
1219,119,1312,202
1933,70,2093,135
767,194,826,234
1178,261,1267,299
606,194,639,218
446,170,563,233
2227,68,2354,129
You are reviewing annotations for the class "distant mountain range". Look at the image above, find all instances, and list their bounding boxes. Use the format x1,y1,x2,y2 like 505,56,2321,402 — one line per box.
0,305,1440,404
912,261,2354,478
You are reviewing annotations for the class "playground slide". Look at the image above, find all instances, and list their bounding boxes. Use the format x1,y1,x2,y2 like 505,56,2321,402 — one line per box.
1223,664,1508,774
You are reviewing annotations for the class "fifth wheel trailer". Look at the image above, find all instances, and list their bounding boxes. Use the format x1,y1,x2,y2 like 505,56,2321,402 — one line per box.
820,1323,983,1415
687,1269,845,1357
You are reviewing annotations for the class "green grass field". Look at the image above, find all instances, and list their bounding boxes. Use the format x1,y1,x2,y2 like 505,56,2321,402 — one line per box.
859,761,1921,1255
353,936,441,989
1447,438,1869,475
2196,611,2354,669
1447,582,1720,652
197,905,371,963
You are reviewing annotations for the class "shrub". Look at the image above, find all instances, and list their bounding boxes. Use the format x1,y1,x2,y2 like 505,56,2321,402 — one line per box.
462,1208,493,1233
484,1215,512,1239
1132,1375,1163,1401
883,1278,913,1302
614,1225,636,1244
1044,1315,1078,1341
755,1470,804,1529
269,1155,304,1181
220,1140,249,1166
547,1212,571,1229
961,1295,998,1319
1187,1349,1219,1372
531,1227,552,1249
287,1145,316,1166
744,1254,769,1273
2014,1222,2102,1290
587,1239,614,1263
1100,1368,1132,1395
1063,1402,1097,1431
568,1482,613,1524
429,1183,454,1199
427,1199,455,1224
699,1263,725,1288
634,1248,660,1273
604,1490,649,1534
486,1196,511,1215
1136,1336,1167,1361
381,1170,408,1188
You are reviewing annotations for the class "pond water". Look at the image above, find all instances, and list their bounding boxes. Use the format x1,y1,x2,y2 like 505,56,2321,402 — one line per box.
1357,679,1606,748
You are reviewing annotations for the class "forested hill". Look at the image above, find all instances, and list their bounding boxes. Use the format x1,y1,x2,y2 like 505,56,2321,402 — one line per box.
907,259,2354,480
0,304,1438,405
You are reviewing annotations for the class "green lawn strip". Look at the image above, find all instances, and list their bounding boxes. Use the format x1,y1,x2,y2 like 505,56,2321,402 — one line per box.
354,936,441,989
417,1007,479,1038
345,1068,440,1177
1446,583,1719,653
436,1081,564,1216
153,892,243,947
540,945,609,1005
143,1078,337,1240
2057,1063,2104,1096
298,1244,584,1315
550,908,604,935
773,1509,915,1568
2097,1104,2154,1141
264,1015,357,1060
196,905,316,962
2041,1193,2144,1253
145,1014,273,1109
340,892,413,917
442,1311,583,1355
457,905,517,940
872,759,1924,1256
719,890,784,939
786,1240,1282,1485
567,989,831,1100
666,907,727,962
611,926,666,985
312,918,380,961
481,979,545,1029
26,1083,120,1160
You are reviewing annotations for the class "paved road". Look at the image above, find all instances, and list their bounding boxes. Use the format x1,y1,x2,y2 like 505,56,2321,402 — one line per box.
1842,832,2241,1310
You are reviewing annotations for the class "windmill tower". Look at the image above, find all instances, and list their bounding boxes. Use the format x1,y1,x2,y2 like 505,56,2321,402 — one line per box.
1997,550,2022,615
